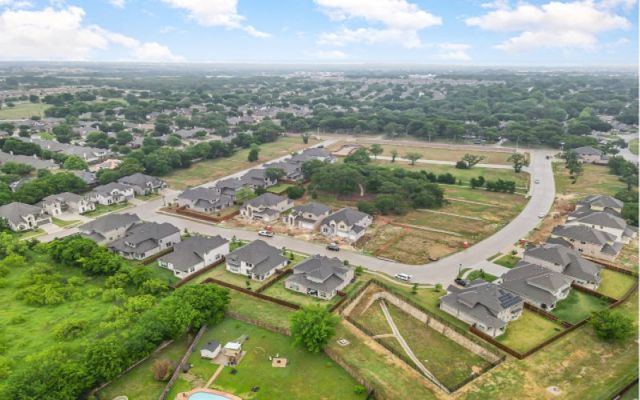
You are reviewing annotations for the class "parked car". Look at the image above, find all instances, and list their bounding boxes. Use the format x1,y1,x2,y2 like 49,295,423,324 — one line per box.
258,230,274,238
394,273,412,281
534,179,540,184
326,243,340,251
538,212,546,219
454,277,468,287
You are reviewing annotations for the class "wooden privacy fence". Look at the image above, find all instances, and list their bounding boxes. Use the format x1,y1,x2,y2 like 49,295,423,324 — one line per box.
159,325,207,400
202,277,300,310
172,257,226,288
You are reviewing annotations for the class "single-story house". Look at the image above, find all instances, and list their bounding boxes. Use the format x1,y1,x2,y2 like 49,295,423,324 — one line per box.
158,235,229,278
571,146,608,164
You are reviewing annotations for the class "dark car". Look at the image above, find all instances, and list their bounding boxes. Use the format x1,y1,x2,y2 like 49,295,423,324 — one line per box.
326,243,340,251
454,278,468,287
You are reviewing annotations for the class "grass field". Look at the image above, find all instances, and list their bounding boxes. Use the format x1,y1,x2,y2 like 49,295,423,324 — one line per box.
98,335,191,400
51,217,81,227
261,280,342,308
495,309,565,354
385,302,492,389
0,102,50,119
597,269,637,299
225,289,294,330
462,292,638,400
267,183,294,194
493,254,521,269
84,202,132,217
168,319,365,400
619,242,639,272
164,137,318,190
465,269,498,282
629,139,639,155
551,290,610,324
554,163,626,197
14,227,45,240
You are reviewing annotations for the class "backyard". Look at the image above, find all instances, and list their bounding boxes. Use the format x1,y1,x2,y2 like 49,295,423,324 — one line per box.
168,318,366,400
495,309,565,354
554,163,626,197
260,280,343,308
0,102,50,119
551,290,610,324
597,269,637,300
164,136,319,190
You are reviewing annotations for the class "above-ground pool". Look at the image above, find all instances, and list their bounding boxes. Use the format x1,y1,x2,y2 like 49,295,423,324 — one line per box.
188,392,231,400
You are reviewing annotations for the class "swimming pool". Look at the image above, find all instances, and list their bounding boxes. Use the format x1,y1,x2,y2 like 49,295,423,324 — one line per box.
188,392,232,400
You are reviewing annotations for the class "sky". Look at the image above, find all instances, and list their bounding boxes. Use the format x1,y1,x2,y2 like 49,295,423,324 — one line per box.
0,0,637,66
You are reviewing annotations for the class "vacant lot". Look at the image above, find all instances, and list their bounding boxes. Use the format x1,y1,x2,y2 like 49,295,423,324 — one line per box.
98,335,191,400
168,319,365,400
554,163,626,197
164,136,318,189
619,242,639,272
597,269,637,300
0,102,50,119
495,309,565,354
330,141,516,165
552,290,610,324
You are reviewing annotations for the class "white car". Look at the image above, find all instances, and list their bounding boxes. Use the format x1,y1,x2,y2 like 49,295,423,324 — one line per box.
394,273,413,281
538,212,546,219
534,179,540,184
258,230,274,238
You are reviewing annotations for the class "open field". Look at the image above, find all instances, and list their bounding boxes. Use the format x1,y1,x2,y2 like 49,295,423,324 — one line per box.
168,318,365,400
329,141,516,165
0,102,50,119
98,335,191,400
385,301,492,389
554,163,626,197
461,291,638,400
551,290,610,324
597,269,637,299
495,309,565,354
164,136,318,190
619,241,639,272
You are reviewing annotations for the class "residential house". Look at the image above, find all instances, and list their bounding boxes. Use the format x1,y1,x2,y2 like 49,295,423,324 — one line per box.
240,193,293,223
176,187,234,213
319,208,372,241
22,138,111,164
239,168,277,189
78,213,141,244
571,146,608,164
89,182,135,206
0,202,51,232
440,279,524,338
225,240,287,281
264,160,303,182
73,170,97,186
576,195,623,214
566,209,636,244
290,147,336,164
0,151,58,170
108,221,181,260
285,255,354,300
523,244,603,289
284,202,331,230
39,192,95,216
498,263,572,310
213,178,245,199
551,224,624,261
118,173,166,196
158,235,229,278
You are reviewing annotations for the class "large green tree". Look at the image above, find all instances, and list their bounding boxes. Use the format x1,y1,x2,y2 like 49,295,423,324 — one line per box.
290,305,339,353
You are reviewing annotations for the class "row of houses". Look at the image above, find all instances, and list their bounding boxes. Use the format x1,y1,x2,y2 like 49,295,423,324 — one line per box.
0,173,166,232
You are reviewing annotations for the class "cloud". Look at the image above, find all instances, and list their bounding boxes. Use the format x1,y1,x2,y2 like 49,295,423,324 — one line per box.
0,0,32,8
108,0,125,8
466,1,632,52
161,0,269,37
311,49,347,59
434,43,471,61
314,0,441,48
0,6,184,61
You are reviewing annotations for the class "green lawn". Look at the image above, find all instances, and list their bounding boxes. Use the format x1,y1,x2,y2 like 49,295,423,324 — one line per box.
629,139,639,155
98,335,191,400
84,202,132,218
354,299,394,336
51,217,81,228
136,192,162,201
164,137,319,190
267,183,294,194
386,302,493,390
14,227,45,240
597,269,637,300
226,289,295,330
552,290,610,324
466,269,498,282
496,309,565,354
168,319,366,400
493,254,521,269
554,163,626,197
0,102,50,119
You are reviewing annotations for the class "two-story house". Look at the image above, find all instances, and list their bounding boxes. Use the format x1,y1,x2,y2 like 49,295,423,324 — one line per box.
39,192,96,216
239,168,277,189
440,279,524,338
285,255,353,300
0,202,51,232
284,202,331,230
240,193,293,223
176,187,234,213
118,173,167,196
523,243,603,289
319,208,372,242
89,182,135,206
571,146,608,164
158,235,229,278
108,221,181,260
225,240,287,281
551,224,623,261
498,263,572,311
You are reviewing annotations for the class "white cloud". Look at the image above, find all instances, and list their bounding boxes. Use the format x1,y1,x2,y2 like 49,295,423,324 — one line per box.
314,0,441,48
466,1,632,52
161,0,269,37
435,43,471,61
0,6,184,62
0,0,32,8
311,49,347,59
108,0,125,8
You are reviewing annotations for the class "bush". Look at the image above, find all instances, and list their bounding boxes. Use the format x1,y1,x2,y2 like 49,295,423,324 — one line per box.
286,185,305,199
54,319,88,340
455,160,468,169
354,385,366,395
356,201,377,215
151,359,172,381
591,310,635,342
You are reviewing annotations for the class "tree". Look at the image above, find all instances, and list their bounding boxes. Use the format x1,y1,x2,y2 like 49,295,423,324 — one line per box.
390,149,398,163
369,144,383,160
302,133,310,144
460,154,485,169
567,160,583,183
248,145,259,162
507,153,527,173
405,152,421,165
344,148,370,165
63,155,88,170
286,186,305,199
591,310,635,342
290,305,339,353
151,359,172,381
235,187,255,204
266,167,285,182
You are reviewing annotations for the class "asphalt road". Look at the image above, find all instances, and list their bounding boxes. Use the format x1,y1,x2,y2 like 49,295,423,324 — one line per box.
39,147,557,285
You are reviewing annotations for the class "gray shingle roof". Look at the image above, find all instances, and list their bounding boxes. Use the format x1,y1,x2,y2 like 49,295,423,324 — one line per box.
572,146,603,156
321,208,370,227
0,202,43,225
572,211,627,230
92,182,132,195
552,224,617,245
291,202,331,217
578,195,623,211
78,213,140,236
524,244,602,283
501,263,572,306
159,235,228,272
109,222,179,255
227,240,287,276
118,173,164,188
244,192,287,208
287,255,351,293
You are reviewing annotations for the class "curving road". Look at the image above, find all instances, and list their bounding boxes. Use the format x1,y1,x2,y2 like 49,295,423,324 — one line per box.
39,147,557,285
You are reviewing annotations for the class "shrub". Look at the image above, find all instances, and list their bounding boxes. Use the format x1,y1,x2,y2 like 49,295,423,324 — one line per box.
151,359,172,381
287,185,305,199
591,310,635,342
54,319,88,340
